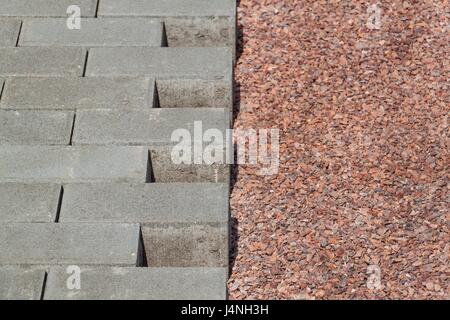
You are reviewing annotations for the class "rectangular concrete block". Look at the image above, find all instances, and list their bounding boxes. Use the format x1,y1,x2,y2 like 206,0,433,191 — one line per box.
0,110,74,145
45,267,227,300
0,183,60,222
0,267,46,300
99,0,235,17
0,0,98,17
0,77,154,110
0,146,148,183
156,79,232,108
60,183,229,267
150,145,230,183
0,223,142,266
86,47,232,79
60,183,228,223
143,224,228,267
164,17,236,59
0,19,21,46
0,48,86,77
73,108,229,145
20,18,164,47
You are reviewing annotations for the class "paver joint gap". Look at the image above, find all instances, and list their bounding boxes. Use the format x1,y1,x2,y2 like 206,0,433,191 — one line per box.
82,49,90,77
15,20,23,47
146,150,156,183
54,185,64,223
0,80,4,102
40,271,48,300
95,0,100,18
69,112,76,145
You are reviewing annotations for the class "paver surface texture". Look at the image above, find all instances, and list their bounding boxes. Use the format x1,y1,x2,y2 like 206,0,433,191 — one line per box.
228,0,448,299
0,0,234,300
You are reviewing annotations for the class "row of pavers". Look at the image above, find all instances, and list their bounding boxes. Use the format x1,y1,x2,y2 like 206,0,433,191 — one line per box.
0,77,231,109
0,47,231,77
0,183,228,266
0,0,235,299
2,267,227,300
0,0,236,56
0,108,229,146
0,146,230,183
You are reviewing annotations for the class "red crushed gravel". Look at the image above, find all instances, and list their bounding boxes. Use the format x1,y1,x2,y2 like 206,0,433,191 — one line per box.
229,0,449,299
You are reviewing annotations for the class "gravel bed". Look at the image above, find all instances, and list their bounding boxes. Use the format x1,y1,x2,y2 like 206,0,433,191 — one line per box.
229,0,449,299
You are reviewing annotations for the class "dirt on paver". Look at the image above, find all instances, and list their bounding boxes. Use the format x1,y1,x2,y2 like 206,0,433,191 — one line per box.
229,0,449,299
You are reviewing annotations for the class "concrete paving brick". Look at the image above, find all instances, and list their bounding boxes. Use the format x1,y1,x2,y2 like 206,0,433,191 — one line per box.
0,110,74,145
99,0,235,17
0,77,154,110
0,183,60,222
164,17,236,59
0,0,98,17
143,224,228,267
0,48,86,77
20,18,164,47
60,183,229,266
0,19,21,47
86,47,232,79
45,267,227,300
0,146,148,183
0,267,46,300
73,108,229,145
0,223,142,266
149,145,230,183
156,79,232,108
60,183,228,223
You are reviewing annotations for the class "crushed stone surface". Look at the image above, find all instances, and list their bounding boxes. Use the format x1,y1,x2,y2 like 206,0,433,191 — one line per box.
229,0,449,299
